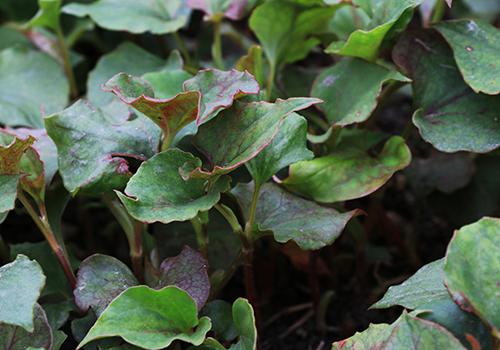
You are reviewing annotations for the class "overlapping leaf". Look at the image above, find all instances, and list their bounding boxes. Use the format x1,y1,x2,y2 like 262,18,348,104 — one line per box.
158,246,210,310
332,312,466,350
233,182,361,249
77,286,212,349
117,149,230,224
311,59,410,126
63,0,190,34
0,255,46,331
326,0,423,61
45,99,160,194
393,30,500,153
185,98,321,179
245,113,313,185
435,19,500,95
188,0,257,20
74,254,138,316
0,47,69,128
444,217,500,333
283,136,411,203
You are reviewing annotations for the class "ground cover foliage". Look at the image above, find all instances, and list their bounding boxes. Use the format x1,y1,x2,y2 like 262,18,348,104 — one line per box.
0,0,499,349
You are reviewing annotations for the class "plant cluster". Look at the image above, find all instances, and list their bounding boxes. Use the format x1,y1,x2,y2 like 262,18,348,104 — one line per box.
0,0,499,349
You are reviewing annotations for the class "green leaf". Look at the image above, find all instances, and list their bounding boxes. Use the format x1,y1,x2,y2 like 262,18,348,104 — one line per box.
311,59,410,126
444,217,500,333
0,255,45,331
435,19,500,95
0,135,35,214
86,42,169,108
77,286,212,349
235,45,264,87
283,136,411,203
0,304,53,350
0,26,32,50
117,149,230,224
62,0,189,34
233,182,361,249
0,47,69,128
188,0,257,21
75,254,138,316
158,246,210,310
245,114,313,186
249,1,336,70
185,98,321,179
325,0,423,61
393,30,500,153
201,300,238,343
28,0,62,32
45,99,160,194
332,312,466,349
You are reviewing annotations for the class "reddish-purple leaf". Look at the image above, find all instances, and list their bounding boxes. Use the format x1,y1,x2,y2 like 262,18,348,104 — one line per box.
158,246,209,310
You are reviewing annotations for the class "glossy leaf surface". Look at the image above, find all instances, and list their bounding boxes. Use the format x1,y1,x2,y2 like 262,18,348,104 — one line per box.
78,286,212,349
283,136,411,203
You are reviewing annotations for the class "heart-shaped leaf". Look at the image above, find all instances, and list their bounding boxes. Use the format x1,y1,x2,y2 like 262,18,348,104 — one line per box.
233,182,362,249
158,246,210,310
188,0,257,21
0,47,69,128
435,19,500,95
311,58,410,126
62,0,190,34
332,312,466,350
86,42,170,108
0,255,46,331
444,217,500,333
326,0,423,61
0,304,53,350
393,30,500,153
250,1,337,71
45,99,160,195
245,113,313,186
77,286,212,349
283,136,411,203
74,254,138,316
185,98,321,179
117,149,230,224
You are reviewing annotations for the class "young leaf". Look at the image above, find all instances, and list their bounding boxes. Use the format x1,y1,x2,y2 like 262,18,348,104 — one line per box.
245,114,313,186
283,136,411,203
28,0,62,32
0,304,53,350
186,98,321,179
233,182,361,249
62,0,190,34
444,217,500,333
332,312,466,350
325,0,423,61
188,0,257,21
74,254,138,316
0,135,35,214
0,47,69,128
0,255,46,331
182,69,260,125
393,30,500,153
235,45,264,87
311,59,410,126
435,19,500,95
158,246,210,310
45,99,160,194
249,1,336,71
86,42,170,108
116,149,230,224
77,286,212,349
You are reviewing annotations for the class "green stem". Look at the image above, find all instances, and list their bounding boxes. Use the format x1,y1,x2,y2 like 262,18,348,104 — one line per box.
266,63,276,101
55,26,78,99
191,215,208,259
431,0,446,23
211,19,224,69
173,32,193,67
161,131,174,151
18,191,76,289
103,193,144,282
